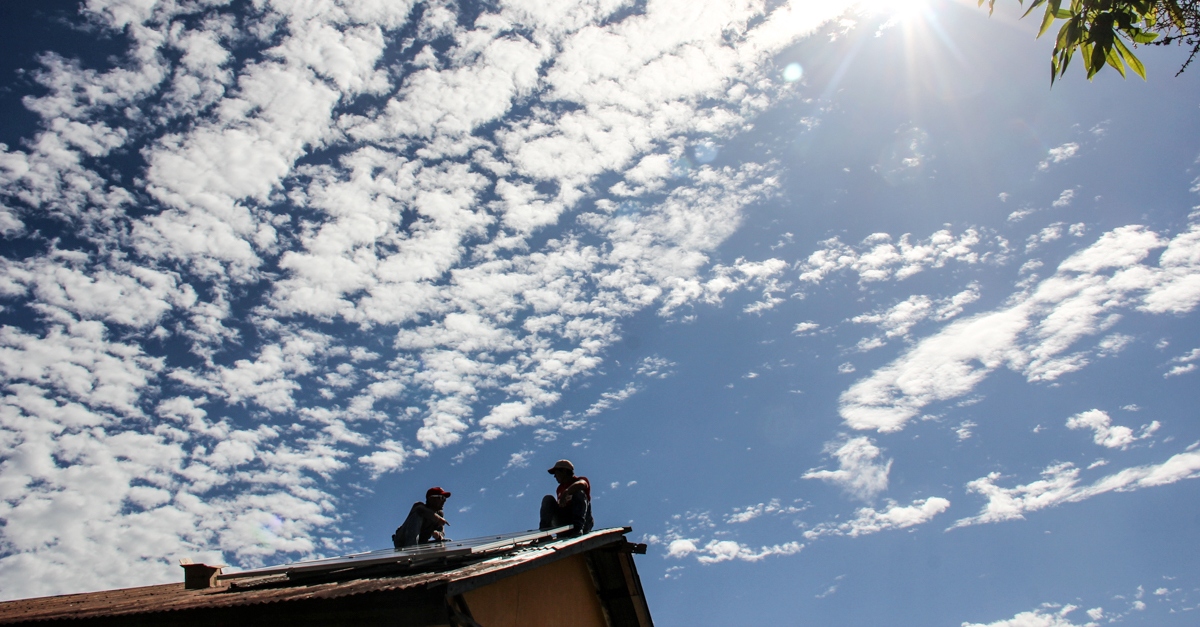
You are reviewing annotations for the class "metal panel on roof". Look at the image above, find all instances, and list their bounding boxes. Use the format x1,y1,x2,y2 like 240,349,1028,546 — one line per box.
219,526,574,581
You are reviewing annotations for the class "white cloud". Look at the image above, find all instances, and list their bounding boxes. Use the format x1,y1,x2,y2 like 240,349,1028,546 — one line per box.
170,332,332,413
853,295,933,338
816,575,845,598
724,498,803,523
635,355,676,378
839,224,1200,433
1164,347,1200,377
695,539,804,564
505,450,533,469
1008,208,1035,222
2,256,193,329
1052,189,1076,208
1166,363,1197,377
962,604,1096,627
936,283,983,321
0,367,346,600
1026,223,1064,252
0,323,162,418
666,538,700,559
1038,142,1080,171
951,450,1200,528
1065,409,1157,449
477,402,544,440
852,284,981,348
803,437,892,501
1096,333,1133,357
663,495,945,569
358,440,414,477
803,497,950,539
799,228,999,286
792,321,821,335
583,384,639,418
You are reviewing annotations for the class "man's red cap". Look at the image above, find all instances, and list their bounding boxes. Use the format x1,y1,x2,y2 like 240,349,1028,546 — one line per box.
426,486,451,498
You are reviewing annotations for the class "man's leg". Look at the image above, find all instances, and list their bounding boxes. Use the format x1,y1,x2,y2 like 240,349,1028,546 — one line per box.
539,495,559,530
562,495,589,536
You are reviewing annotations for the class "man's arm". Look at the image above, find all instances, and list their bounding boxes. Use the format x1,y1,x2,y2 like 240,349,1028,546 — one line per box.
414,503,450,527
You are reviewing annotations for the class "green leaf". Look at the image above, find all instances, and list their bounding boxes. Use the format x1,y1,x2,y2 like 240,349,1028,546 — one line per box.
1080,40,1094,75
1105,44,1127,78
1023,0,1049,19
1114,36,1146,79
1087,41,1106,79
1055,19,1077,50
1038,5,1058,37
1130,29,1159,44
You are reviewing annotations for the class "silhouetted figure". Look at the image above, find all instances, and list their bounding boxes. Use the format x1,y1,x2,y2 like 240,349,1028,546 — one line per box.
539,459,593,536
393,486,451,548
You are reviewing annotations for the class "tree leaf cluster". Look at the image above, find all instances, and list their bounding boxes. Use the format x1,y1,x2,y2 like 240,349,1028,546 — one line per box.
979,0,1200,82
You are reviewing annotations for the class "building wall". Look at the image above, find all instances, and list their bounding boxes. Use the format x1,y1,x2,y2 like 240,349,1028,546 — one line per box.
462,553,608,627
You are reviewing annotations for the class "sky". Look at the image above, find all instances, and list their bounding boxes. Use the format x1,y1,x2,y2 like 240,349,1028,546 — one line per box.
1,0,1199,624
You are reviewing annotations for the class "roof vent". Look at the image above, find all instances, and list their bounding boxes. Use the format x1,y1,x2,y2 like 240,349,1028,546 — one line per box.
179,559,228,590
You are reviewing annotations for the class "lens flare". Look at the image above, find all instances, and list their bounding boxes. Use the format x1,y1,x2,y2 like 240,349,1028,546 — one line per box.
782,62,803,82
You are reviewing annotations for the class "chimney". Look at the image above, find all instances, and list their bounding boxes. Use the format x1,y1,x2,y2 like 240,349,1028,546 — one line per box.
179,558,228,590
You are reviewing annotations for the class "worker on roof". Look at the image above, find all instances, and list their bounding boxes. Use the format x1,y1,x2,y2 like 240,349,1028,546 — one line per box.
393,486,451,549
539,459,593,537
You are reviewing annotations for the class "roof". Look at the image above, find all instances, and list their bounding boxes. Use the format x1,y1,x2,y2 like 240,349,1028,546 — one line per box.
0,527,647,625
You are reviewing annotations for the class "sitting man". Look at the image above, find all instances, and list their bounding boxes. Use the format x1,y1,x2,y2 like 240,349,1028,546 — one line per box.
393,486,451,549
539,459,593,536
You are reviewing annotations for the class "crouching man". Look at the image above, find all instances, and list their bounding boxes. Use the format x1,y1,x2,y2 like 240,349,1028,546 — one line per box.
393,486,451,549
539,459,593,536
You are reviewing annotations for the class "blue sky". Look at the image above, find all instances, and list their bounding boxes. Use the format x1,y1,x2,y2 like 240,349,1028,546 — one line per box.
2,0,1200,625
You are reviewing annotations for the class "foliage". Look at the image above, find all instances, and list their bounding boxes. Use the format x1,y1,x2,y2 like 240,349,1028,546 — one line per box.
979,1,1200,82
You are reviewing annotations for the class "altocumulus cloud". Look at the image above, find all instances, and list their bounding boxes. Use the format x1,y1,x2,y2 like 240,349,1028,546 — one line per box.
0,0,859,599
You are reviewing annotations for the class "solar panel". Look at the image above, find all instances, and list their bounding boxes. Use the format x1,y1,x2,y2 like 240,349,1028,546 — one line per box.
218,525,575,581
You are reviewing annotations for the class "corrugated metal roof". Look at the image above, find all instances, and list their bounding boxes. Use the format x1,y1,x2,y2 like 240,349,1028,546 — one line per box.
0,528,631,625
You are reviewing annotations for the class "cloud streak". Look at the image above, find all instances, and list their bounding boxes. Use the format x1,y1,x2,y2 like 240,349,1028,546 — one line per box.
951,450,1200,529
839,225,1200,433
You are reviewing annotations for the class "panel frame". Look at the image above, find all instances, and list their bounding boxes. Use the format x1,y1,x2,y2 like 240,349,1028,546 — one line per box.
218,526,575,581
